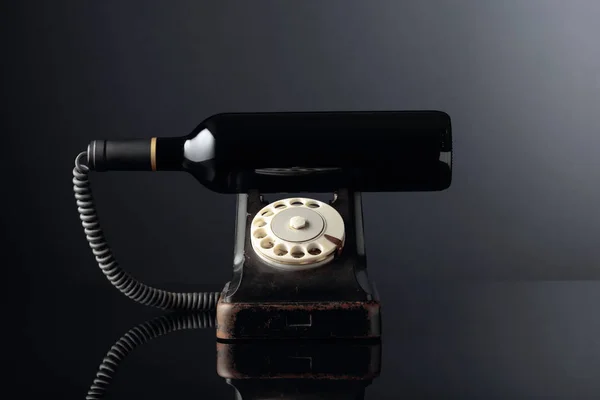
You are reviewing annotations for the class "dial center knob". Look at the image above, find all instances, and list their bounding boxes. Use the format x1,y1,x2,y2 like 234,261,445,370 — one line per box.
289,216,307,230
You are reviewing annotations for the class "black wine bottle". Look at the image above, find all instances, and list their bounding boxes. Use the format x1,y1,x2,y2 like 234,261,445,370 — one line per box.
87,111,452,193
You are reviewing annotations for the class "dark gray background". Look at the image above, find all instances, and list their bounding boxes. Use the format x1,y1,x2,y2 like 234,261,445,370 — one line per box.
4,0,600,398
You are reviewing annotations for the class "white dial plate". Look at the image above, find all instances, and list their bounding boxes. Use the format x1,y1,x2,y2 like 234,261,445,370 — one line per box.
250,197,345,270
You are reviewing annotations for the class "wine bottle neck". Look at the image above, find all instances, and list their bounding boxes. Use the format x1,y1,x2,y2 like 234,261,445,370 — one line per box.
182,128,215,164
154,136,188,171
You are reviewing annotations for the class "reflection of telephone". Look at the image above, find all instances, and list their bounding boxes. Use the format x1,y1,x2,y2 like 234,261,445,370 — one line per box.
73,111,452,339
86,311,380,399
218,339,381,399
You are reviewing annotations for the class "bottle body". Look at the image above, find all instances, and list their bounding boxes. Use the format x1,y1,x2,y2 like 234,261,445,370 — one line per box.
88,111,452,193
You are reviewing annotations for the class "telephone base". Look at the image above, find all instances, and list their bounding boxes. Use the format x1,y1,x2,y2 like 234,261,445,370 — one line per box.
216,297,381,340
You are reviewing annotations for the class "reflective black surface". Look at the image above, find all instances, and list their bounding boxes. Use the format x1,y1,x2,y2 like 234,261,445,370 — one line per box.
19,280,600,398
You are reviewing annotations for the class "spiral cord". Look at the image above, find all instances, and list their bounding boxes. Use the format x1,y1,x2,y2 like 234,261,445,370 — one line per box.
86,312,215,399
73,152,221,310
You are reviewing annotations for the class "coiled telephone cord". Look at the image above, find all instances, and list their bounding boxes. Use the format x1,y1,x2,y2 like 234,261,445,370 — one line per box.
73,152,220,310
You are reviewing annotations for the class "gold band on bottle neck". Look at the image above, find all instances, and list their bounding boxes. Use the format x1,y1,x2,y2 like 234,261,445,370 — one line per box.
150,137,157,171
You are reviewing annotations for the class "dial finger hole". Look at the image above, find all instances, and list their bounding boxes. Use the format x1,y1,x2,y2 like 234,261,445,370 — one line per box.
253,229,267,239
273,244,288,256
260,237,275,249
307,243,322,256
253,218,266,227
261,209,274,217
290,246,306,258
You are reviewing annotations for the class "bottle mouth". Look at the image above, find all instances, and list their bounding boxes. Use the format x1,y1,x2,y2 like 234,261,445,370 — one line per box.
86,142,95,169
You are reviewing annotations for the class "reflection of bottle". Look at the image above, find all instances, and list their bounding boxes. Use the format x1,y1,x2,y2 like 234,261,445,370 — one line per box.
86,111,452,193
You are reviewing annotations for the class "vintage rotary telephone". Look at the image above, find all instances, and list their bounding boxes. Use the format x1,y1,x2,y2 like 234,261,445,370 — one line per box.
73,111,452,340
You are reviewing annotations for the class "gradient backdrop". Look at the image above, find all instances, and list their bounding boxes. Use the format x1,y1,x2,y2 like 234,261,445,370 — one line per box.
5,1,600,398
